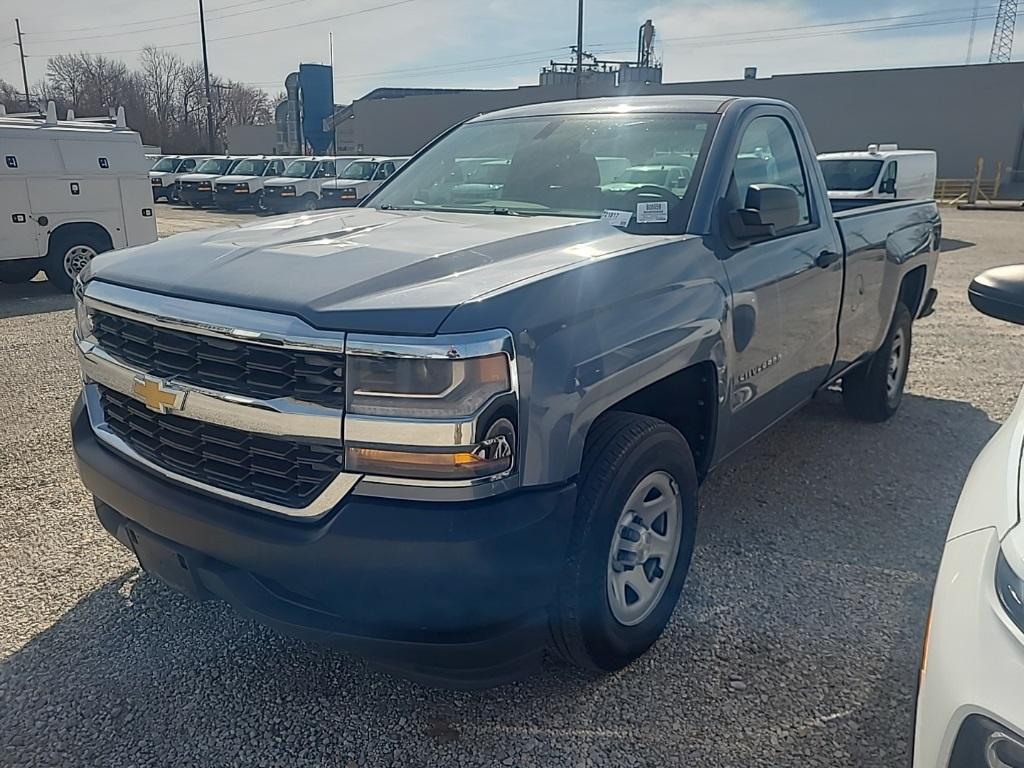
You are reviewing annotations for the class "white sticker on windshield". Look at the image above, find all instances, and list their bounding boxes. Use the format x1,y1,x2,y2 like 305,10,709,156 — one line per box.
636,201,669,224
601,209,633,227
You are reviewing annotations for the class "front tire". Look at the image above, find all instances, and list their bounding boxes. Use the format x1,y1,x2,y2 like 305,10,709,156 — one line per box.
44,230,111,292
843,302,912,422
300,194,318,212
549,412,698,672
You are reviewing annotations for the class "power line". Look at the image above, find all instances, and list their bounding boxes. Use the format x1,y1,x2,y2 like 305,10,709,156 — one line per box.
27,0,419,57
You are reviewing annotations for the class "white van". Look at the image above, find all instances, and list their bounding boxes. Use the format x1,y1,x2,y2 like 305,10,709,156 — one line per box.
175,156,242,208
212,156,296,211
818,145,937,201
320,156,409,208
150,155,210,203
0,105,158,290
262,156,367,213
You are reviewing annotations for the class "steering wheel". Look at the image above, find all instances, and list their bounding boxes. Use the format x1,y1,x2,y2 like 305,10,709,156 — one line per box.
619,185,682,223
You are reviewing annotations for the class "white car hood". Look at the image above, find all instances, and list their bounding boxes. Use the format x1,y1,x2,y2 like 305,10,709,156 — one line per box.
178,173,221,182
149,171,172,180
947,383,1024,542
217,175,261,184
264,178,308,187
323,179,372,190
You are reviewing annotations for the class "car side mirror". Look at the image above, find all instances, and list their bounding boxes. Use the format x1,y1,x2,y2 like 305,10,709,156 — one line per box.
969,265,1024,325
879,178,896,195
728,183,800,241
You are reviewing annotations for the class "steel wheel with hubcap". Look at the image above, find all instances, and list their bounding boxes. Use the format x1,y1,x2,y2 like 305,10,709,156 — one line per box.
885,326,907,405
63,245,97,282
550,412,698,673
607,470,683,626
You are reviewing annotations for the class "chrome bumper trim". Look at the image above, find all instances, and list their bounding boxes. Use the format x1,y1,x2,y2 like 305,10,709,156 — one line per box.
344,414,478,447
77,336,343,442
82,384,360,519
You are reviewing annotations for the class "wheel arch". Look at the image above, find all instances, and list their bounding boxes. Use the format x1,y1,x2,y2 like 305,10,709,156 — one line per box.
47,221,114,255
899,264,928,318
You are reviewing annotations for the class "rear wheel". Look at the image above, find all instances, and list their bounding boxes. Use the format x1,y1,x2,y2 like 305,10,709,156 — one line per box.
44,229,111,292
843,303,912,422
0,259,42,283
549,412,698,672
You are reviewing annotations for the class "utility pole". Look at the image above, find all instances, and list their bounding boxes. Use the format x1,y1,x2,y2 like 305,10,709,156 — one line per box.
574,0,584,98
198,0,215,152
15,18,30,111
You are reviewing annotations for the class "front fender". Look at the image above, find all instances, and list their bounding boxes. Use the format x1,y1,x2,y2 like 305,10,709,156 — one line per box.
440,236,729,486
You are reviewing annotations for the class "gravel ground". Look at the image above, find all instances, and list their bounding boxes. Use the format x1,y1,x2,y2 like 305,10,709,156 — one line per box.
0,205,1021,767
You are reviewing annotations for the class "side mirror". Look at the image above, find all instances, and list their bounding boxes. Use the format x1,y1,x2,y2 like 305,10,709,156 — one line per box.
728,183,800,241
879,178,896,195
969,265,1024,325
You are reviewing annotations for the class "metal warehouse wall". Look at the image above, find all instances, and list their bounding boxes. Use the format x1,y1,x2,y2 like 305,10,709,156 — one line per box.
339,61,1024,179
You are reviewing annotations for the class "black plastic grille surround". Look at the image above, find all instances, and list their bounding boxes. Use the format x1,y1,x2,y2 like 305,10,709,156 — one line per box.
99,386,343,509
91,311,346,407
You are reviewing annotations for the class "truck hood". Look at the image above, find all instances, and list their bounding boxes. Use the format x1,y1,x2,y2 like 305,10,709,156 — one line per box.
88,207,658,334
178,173,221,183
149,171,172,180
264,178,308,187
217,174,261,184
323,179,372,190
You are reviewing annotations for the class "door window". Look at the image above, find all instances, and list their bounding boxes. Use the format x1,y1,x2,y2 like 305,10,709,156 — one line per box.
732,116,812,233
181,159,197,171
373,162,396,181
880,161,898,194
317,162,336,177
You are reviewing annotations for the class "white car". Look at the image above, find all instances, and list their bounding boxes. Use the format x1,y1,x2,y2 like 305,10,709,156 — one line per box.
149,155,209,203
320,157,408,208
913,265,1024,767
212,156,294,211
175,156,242,208
261,156,366,213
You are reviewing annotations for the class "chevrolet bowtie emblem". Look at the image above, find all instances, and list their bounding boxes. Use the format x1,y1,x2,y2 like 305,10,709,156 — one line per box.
132,375,186,414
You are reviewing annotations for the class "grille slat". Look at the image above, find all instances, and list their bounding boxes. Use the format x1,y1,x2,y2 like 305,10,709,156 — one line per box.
92,311,346,408
99,387,342,509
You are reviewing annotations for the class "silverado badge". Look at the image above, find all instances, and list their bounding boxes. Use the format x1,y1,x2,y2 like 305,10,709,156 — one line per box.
132,375,186,415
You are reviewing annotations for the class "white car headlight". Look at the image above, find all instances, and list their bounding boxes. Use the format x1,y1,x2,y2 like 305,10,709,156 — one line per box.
344,332,517,482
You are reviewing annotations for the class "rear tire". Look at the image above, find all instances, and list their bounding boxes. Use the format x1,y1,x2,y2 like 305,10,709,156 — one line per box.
0,259,42,283
549,412,698,672
843,303,912,422
44,229,111,292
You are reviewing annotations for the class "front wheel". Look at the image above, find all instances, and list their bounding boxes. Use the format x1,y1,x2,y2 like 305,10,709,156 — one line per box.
549,412,698,672
843,302,913,422
44,230,111,292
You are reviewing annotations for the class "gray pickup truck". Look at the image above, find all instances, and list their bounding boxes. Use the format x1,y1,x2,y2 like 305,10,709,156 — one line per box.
71,96,940,688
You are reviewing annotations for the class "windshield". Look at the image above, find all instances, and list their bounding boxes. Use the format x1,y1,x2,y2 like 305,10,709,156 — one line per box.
231,159,269,176
195,158,237,175
340,161,378,180
371,113,712,231
282,160,319,178
819,159,884,191
151,157,180,172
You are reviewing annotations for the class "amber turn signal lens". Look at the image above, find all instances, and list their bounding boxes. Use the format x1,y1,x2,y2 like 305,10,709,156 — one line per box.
346,445,512,480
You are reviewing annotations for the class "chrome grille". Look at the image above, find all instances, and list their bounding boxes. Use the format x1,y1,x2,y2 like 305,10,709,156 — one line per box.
91,311,346,407
99,386,343,509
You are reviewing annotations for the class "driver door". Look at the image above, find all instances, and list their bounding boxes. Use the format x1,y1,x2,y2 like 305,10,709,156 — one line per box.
718,110,844,455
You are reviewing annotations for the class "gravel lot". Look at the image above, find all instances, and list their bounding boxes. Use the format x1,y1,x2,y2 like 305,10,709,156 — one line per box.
0,204,1021,767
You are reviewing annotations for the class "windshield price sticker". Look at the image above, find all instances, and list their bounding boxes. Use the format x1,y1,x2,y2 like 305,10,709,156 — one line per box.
601,209,633,227
636,201,669,224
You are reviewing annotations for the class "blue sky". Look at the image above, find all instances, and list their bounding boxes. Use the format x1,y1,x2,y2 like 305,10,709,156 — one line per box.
0,0,1012,104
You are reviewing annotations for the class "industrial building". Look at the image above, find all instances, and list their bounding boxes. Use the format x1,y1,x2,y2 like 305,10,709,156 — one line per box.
326,60,1024,188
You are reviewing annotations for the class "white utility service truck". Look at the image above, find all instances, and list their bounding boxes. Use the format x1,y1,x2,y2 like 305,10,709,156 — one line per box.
0,104,158,291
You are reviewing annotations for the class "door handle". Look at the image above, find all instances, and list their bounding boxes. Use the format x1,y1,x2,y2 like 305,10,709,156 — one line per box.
815,250,840,268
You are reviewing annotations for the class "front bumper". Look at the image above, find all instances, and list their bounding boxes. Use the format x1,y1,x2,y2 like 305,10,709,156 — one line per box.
262,194,300,213
151,184,170,201
320,194,360,208
214,189,261,209
913,528,1024,767
179,186,214,206
71,396,576,687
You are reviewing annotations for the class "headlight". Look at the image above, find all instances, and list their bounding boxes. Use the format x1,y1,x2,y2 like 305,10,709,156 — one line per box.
198,182,211,191
340,188,358,198
234,183,249,193
996,549,1024,634
344,332,517,482
280,186,296,196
